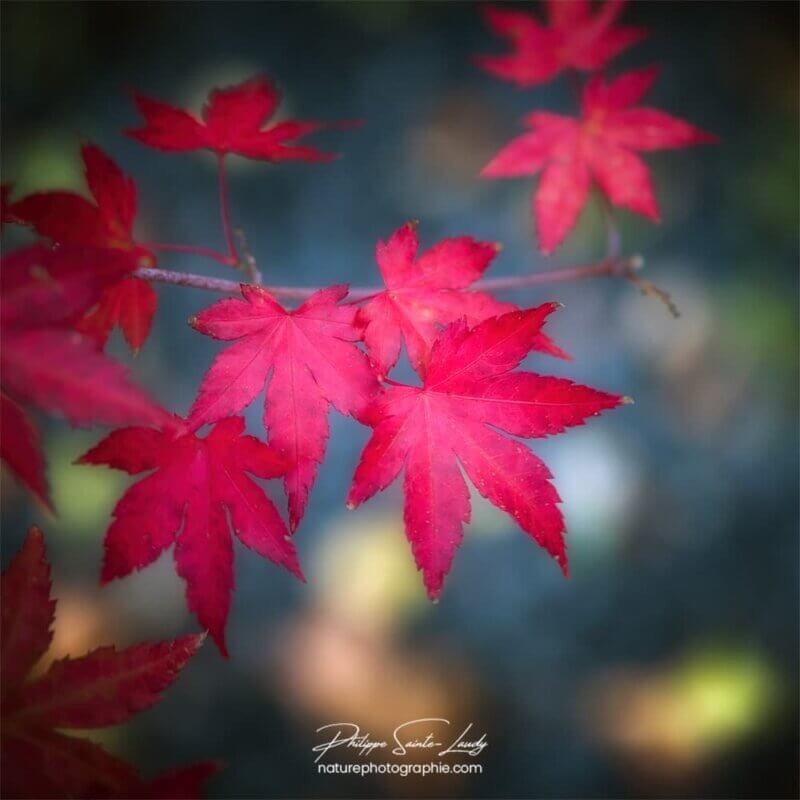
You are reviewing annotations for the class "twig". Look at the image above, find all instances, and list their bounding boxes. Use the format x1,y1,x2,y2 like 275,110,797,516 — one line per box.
475,256,635,292
134,268,244,294
625,268,680,318
135,255,643,300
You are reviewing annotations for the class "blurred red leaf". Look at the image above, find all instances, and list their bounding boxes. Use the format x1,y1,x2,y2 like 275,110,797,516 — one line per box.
1,328,168,428
0,392,50,510
126,76,352,163
78,276,158,353
9,145,157,351
483,67,718,253
1,243,137,332
1,527,215,799
476,0,647,87
0,244,166,506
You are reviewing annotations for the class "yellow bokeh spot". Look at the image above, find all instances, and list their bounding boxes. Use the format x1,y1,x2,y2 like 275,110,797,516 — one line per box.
313,511,428,633
671,647,779,747
582,643,783,778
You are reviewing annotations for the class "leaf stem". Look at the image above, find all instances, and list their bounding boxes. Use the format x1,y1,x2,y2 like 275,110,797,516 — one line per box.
135,255,643,300
145,242,236,266
217,154,238,263
598,193,621,261
234,227,262,285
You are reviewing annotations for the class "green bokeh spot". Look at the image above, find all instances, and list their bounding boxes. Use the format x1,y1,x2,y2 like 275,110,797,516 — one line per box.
49,432,125,539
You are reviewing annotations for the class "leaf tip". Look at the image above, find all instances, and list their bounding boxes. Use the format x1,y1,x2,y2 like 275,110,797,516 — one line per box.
27,524,45,544
425,580,443,602
212,635,230,659
36,494,57,518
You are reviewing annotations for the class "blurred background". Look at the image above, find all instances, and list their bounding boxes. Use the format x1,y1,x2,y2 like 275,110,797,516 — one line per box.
2,2,798,798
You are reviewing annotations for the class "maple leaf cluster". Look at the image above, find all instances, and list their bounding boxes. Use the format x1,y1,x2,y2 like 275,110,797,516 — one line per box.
1,2,715,672
478,0,717,253
1,527,218,799
10,144,158,351
0,242,168,509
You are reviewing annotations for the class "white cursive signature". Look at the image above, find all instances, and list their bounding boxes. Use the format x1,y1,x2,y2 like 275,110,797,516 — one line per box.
312,719,488,763
312,723,387,763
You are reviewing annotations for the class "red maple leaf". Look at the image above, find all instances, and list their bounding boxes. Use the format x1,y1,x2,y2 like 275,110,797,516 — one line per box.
9,144,158,351
0,394,48,510
188,284,379,532
476,0,647,87
1,243,137,332
0,244,167,508
1,527,219,799
356,221,568,378
126,76,349,163
482,67,718,253
77,416,303,655
2,329,167,429
77,276,159,353
347,306,627,598
10,145,141,251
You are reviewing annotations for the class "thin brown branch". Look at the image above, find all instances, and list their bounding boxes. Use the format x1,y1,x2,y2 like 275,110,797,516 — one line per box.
135,268,244,294
135,255,644,300
626,269,680,318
